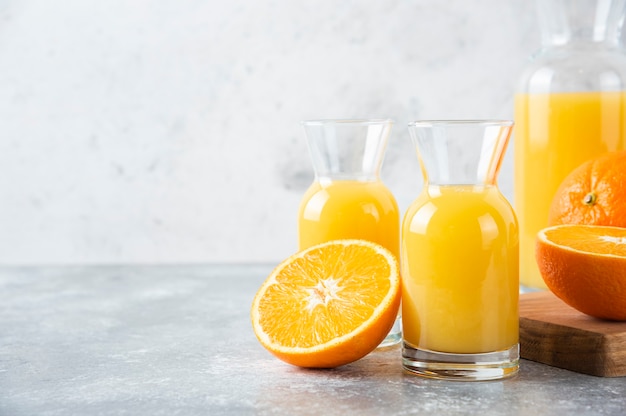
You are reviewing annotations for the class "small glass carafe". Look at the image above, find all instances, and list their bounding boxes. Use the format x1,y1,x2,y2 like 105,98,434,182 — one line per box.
298,119,401,347
402,120,519,381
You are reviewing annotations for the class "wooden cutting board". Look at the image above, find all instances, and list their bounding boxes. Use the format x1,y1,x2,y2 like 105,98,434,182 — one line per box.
519,291,626,377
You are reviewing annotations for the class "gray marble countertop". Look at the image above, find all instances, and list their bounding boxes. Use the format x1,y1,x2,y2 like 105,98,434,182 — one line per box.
1,264,625,416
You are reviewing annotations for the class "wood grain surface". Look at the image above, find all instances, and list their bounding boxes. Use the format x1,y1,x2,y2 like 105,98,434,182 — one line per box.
519,291,626,377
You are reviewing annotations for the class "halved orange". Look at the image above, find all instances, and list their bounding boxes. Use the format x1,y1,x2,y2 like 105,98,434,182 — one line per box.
250,239,401,368
536,224,626,321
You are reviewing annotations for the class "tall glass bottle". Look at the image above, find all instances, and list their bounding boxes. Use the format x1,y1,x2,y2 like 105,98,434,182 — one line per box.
298,119,401,347
515,0,626,289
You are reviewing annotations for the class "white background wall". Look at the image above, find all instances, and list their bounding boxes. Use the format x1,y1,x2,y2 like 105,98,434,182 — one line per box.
0,0,539,265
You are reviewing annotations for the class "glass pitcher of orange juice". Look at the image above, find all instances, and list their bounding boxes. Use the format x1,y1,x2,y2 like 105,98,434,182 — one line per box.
298,119,401,347
515,0,626,289
402,120,519,381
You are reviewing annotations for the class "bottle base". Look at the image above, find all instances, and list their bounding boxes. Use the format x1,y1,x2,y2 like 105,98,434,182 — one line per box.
402,343,519,381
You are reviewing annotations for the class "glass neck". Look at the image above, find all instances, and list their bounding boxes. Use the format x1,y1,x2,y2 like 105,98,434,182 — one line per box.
408,120,513,187
316,175,379,184
537,0,626,48
302,119,392,182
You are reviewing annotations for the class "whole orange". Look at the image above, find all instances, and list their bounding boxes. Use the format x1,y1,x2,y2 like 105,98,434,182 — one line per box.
548,151,626,227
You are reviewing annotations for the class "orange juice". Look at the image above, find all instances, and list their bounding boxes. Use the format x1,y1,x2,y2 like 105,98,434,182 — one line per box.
514,91,626,288
402,185,519,353
298,179,399,258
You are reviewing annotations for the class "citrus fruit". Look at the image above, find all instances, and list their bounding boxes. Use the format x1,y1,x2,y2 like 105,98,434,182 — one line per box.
536,224,626,321
250,239,401,368
548,151,626,227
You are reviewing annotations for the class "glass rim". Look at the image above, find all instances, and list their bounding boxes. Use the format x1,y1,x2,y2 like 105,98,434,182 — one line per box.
408,119,514,127
302,118,394,126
